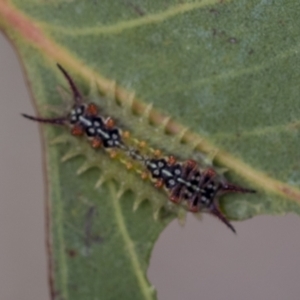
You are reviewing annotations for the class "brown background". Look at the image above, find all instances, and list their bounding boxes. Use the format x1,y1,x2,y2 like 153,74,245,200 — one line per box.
1,33,300,300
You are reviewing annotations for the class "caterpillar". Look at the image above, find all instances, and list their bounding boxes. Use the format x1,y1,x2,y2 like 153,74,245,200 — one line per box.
22,64,255,233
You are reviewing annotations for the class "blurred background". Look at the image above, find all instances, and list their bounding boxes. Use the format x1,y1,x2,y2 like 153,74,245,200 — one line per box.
1,32,300,300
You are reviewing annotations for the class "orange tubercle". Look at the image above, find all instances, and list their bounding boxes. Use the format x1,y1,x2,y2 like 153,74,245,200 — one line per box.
86,103,98,116
187,202,199,213
155,179,164,188
186,159,197,168
109,150,117,158
169,195,180,204
122,131,130,138
205,168,216,178
167,155,176,165
141,172,148,180
126,162,133,170
139,141,147,148
105,117,115,129
153,149,162,157
71,125,84,136
91,137,102,149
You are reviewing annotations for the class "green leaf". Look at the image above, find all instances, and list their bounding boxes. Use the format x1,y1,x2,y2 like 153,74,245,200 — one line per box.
1,0,300,298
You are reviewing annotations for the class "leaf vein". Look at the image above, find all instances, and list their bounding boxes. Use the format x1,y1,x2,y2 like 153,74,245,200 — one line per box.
40,0,232,36
109,184,154,300
153,43,300,97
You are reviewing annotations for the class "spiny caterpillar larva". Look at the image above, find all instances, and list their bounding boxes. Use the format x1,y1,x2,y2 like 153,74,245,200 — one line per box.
22,64,255,233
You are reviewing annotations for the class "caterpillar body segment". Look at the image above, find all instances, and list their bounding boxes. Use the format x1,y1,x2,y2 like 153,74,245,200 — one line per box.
22,65,255,233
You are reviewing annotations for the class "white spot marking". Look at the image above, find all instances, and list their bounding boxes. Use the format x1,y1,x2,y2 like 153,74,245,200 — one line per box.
89,128,95,134
96,127,110,139
158,161,164,167
175,169,181,175
79,116,92,127
162,169,173,177
169,179,175,186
